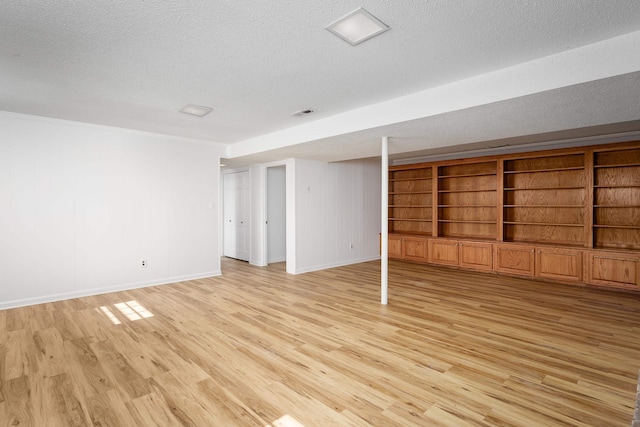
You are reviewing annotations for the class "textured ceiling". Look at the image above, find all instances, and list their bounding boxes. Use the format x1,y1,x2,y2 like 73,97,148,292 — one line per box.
2,1,640,163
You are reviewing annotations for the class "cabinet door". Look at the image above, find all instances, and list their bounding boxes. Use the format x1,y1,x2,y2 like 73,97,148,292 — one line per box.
495,244,535,276
402,237,428,262
459,242,493,271
428,239,459,266
586,252,639,288
388,235,402,259
535,248,582,282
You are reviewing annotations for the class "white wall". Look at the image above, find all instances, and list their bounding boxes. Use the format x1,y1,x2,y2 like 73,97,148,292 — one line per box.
291,157,381,274
0,112,223,309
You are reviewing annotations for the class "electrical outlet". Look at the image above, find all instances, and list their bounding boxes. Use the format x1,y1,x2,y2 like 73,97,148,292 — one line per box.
141,259,147,268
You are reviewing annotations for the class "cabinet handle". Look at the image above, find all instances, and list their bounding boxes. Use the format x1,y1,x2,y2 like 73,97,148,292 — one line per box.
538,250,541,253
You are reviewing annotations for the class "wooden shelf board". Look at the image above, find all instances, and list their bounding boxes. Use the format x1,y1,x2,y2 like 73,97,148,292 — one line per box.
438,205,496,208
504,205,583,208
504,222,584,227
594,185,640,188
593,244,640,252
389,218,432,222
439,220,497,224
594,163,640,169
441,234,497,240
437,172,497,178
594,205,640,208
503,166,585,174
389,205,432,208
438,189,496,193
504,186,585,191
390,177,432,182
388,231,432,236
593,224,640,229
389,191,432,195
503,238,585,247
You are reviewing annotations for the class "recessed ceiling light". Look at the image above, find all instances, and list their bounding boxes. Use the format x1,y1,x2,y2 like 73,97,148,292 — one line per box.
180,104,212,117
326,7,389,46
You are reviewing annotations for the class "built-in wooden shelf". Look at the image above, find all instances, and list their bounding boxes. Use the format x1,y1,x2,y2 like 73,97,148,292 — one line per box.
504,221,584,227
389,191,432,195
388,140,640,292
504,186,585,190
390,177,432,182
439,205,496,208
504,204,583,208
593,163,640,168
438,189,496,193
593,224,640,229
437,172,497,178
503,166,585,173
594,205,640,208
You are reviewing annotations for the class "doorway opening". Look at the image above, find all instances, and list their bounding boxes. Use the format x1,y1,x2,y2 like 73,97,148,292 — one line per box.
266,165,286,265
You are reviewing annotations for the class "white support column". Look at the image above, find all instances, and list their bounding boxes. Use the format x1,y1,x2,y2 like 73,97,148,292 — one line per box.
381,136,389,305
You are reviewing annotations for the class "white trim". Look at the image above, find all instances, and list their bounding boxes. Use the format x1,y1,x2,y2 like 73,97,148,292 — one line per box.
290,256,380,275
0,271,222,310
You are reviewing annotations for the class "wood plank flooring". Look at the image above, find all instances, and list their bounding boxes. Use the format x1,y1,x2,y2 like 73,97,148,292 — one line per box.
1,258,640,426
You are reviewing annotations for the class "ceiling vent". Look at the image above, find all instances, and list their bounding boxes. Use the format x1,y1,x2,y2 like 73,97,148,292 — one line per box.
290,109,315,117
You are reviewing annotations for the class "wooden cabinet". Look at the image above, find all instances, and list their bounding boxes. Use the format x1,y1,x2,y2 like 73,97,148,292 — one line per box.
402,237,428,261
495,244,536,276
535,247,582,282
388,141,640,292
586,251,639,288
428,239,459,266
388,235,402,259
429,239,493,271
459,241,494,271
495,244,582,281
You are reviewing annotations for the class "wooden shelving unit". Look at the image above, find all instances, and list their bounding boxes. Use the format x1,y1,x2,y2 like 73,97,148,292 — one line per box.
503,153,586,246
388,166,433,235
593,147,640,250
437,161,497,240
388,141,640,292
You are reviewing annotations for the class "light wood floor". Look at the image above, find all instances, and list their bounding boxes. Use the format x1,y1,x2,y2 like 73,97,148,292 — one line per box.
1,258,640,426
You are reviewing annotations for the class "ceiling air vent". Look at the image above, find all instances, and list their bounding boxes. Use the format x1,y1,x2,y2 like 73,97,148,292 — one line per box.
291,109,315,117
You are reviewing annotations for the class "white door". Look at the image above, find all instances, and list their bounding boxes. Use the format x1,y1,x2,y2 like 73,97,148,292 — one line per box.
223,171,250,261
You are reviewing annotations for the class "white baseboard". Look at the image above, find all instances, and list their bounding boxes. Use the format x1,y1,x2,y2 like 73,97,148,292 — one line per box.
292,256,380,274
0,270,222,310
